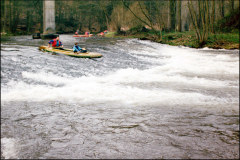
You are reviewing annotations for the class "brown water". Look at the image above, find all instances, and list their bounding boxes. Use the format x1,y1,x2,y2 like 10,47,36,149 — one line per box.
1,35,239,159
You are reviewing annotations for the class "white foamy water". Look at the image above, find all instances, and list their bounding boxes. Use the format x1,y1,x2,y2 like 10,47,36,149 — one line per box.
1,67,238,108
1,138,19,159
1,40,239,110
1,36,239,159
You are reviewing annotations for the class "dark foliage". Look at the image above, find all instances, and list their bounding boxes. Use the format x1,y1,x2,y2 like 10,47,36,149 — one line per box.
216,7,239,32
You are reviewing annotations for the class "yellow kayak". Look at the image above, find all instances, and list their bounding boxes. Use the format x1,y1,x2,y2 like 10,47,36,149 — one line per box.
39,46,102,58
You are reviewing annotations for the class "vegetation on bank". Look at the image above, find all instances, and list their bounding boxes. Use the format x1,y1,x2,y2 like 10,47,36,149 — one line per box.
105,6,239,50
105,29,239,50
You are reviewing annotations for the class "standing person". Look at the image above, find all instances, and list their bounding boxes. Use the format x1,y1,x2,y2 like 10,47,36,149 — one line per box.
48,36,63,48
73,42,87,54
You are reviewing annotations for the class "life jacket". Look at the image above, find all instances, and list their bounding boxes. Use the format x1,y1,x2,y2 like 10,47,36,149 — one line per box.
75,32,78,35
100,32,104,35
52,39,61,47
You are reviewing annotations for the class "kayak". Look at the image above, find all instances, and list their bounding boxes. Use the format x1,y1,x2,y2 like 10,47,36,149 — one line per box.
32,35,41,39
39,46,102,58
73,34,93,37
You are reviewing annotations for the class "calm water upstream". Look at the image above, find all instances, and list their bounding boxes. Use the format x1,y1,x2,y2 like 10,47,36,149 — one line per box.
1,34,239,159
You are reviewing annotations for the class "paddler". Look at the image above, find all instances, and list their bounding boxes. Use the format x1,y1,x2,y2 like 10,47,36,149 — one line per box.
75,30,79,35
73,42,87,54
48,36,63,49
104,30,108,34
36,30,41,37
85,31,89,35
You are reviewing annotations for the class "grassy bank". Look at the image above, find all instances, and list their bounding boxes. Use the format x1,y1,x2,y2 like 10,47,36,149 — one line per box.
105,31,239,50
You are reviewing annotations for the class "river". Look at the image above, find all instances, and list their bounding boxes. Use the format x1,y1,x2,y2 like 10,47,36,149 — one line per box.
1,34,239,159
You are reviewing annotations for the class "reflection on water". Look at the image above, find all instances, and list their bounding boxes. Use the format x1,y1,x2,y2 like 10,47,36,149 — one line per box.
1,35,239,159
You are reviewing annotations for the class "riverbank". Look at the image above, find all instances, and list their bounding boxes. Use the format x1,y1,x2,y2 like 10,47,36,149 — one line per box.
106,31,239,50
2,31,238,50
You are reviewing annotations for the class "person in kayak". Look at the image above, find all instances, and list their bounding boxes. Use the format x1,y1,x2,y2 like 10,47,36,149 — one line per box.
48,36,63,48
75,30,79,35
36,30,41,37
85,31,89,35
104,30,108,34
73,42,87,54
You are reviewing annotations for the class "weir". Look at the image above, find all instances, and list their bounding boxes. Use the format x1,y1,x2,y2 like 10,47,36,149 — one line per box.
42,0,58,39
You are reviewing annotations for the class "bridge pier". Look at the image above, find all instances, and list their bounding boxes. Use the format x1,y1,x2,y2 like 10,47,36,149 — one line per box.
42,0,58,39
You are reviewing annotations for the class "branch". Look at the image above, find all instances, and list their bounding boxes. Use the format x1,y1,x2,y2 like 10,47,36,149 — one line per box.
122,0,150,28
138,1,152,26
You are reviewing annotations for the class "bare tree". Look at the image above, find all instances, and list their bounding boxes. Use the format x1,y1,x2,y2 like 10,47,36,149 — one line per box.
187,0,210,46
110,3,124,32
230,0,235,13
198,0,202,28
177,0,181,32
9,1,20,34
99,1,114,31
3,0,7,34
210,0,215,33
122,0,162,40
169,0,176,30
219,0,224,19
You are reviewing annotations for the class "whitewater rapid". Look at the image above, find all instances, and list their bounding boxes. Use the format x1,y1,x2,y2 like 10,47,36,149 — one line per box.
1,35,239,159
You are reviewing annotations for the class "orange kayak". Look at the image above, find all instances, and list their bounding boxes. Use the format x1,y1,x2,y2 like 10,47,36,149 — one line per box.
73,34,93,37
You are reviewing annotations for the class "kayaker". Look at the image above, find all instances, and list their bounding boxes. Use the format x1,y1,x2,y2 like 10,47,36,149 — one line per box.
73,42,87,54
85,31,89,35
36,30,41,37
48,36,63,48
104,30,108,34
75,30,79,35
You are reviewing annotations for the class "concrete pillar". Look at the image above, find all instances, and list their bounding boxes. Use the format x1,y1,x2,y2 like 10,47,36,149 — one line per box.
43,0,55,34
42,0,58,39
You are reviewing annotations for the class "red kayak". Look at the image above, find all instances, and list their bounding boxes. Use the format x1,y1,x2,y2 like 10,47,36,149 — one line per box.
73,34,93,37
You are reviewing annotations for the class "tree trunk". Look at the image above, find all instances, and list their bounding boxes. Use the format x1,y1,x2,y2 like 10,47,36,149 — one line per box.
169,0,176,30
198,0,202,28
9,1,11,32
210,0,215,33
230,0,234,13
188,0,201,42
122,0,161,40
219,0,224,19
203,0,209,42
221,0,224,18
88,4,92,31
177,0,181,32
99,2,110,31
26,10,31,33
188,0,210,46
3,0,7,33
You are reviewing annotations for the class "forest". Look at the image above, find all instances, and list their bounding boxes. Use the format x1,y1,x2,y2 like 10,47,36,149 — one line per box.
1,0,239,49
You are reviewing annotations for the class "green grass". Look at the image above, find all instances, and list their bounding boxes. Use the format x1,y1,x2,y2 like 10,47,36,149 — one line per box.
209,33,239,43
104,32,117,38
